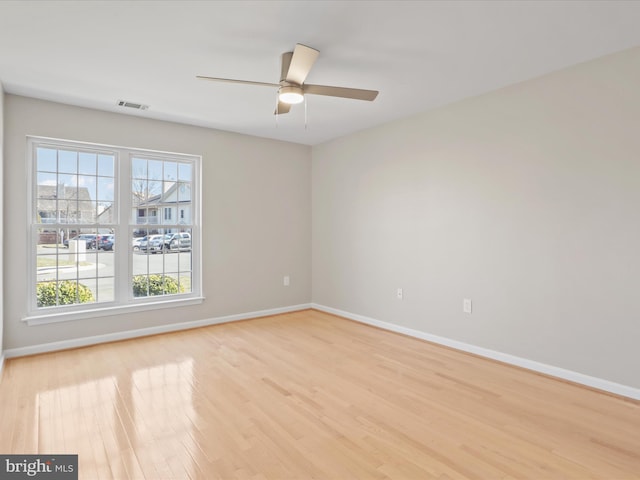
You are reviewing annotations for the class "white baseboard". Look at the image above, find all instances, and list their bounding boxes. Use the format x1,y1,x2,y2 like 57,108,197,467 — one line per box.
0,354,5,382
4,303,312,359
311,303,640,401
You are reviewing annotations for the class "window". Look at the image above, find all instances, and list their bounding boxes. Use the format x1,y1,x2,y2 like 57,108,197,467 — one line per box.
28,137,201,323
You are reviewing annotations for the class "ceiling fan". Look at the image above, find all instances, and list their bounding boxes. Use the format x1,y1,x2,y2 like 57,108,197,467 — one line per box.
197,44,379,115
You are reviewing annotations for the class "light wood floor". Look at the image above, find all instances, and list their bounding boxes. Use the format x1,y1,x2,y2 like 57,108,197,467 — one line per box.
1,310,639,479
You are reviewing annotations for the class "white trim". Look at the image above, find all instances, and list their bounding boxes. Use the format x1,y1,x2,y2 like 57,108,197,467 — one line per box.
311,303,640,401
5,303,312,358
23,296,206,326
0,354,5,382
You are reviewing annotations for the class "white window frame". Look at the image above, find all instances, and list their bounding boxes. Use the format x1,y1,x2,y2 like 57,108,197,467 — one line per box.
24,136,203,326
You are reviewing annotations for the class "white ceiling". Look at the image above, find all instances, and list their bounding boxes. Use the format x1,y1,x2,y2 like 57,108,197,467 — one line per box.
1,1,639,146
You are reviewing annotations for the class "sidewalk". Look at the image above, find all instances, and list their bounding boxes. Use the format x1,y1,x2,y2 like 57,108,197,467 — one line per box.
37,263,105,273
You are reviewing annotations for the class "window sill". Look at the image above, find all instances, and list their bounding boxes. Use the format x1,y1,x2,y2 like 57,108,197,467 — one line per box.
23,296,205,326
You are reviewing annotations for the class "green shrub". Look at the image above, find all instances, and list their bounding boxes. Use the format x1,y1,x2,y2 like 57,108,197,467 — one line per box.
37,281,95,307
132,274,184,297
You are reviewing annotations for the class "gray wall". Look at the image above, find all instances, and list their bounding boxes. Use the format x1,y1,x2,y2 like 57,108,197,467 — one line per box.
312,47,640,389
0,86,4,358
4,95,311,349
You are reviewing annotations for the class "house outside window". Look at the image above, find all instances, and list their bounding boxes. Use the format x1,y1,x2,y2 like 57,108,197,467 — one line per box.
135,183,192,226
28,136,201,324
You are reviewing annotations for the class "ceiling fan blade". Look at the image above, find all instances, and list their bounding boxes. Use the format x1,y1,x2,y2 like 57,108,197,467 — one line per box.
274,101,291,115
285,44,319,85
280,52,293,82
304,84,379,101
196,76,279,88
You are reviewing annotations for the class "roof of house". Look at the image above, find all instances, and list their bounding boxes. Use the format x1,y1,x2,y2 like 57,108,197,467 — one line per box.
135,183,191,208
36,185,93,211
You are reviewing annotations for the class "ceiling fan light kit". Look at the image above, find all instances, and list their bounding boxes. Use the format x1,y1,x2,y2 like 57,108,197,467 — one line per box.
197,43,379,119
278,85,304,104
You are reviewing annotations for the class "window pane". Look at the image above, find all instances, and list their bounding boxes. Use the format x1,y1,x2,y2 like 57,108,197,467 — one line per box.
132,257,147,276
96,233,116,253
148,160,162,180
132,179,147,208
78,255,99,279
59,202,77,223
138,207,157,224
65,229,97,250
37,148,57,172
163,181,176,201
37,172,57,197
178,272,192,294
148,181,162,198
36,198,57,224
78,175,97,201
132,230,150,276
58,150,77,174
97,177,114,201
78,278,98,304
147,234,166,275
177,182,190,200
132,276,149,297
97,203,114,224
77,200,97,223
178,249,192,268
132,157,147,179
96,277,115,303
133,206,145,225
98,154,114,177
164,273,183,295
164,162,177,181
36,254,59,281
132,180,161,212
166,230,192,253
178,163,191,182
58,174,76,190
78,152,97,175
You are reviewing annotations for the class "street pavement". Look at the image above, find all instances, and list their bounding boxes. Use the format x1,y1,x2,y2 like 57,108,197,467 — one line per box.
36,245,192,302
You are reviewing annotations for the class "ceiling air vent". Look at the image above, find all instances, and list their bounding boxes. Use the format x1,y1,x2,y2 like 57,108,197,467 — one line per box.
117,100,149,110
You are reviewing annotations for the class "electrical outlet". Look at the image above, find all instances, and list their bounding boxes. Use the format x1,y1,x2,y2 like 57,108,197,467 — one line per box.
397,288,403,300
283,275,290,287
463,298,472,314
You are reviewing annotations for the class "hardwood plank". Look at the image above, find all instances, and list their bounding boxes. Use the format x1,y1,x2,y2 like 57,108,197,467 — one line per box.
1,309,639,479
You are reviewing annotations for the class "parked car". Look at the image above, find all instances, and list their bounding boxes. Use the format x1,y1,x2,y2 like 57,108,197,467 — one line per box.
95,234,115,251
63,234,96,249
164,232,191,251
139,235,164,253
132,236,146,250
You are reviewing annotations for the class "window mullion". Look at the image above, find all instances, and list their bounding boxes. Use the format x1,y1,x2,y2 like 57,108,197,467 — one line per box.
116,151,131,304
